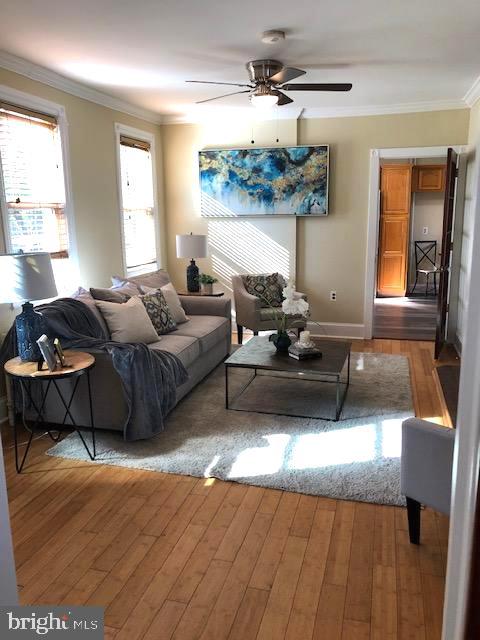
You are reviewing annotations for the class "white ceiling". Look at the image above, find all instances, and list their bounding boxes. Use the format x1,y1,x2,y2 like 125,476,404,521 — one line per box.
1,0,480,122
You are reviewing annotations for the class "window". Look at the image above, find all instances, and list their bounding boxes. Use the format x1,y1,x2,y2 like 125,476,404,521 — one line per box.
118,132,158,276
0,100,73,294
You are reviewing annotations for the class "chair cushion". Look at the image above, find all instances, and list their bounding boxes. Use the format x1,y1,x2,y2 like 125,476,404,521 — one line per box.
149,335,200,368
241,273,285,307
259,307,282,320
174,315,229,353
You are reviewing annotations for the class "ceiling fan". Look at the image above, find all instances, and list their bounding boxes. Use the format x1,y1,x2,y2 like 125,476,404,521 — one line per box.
186,59,352,108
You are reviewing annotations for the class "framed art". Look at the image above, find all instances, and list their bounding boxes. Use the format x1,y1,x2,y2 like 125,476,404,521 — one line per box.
199,145,329,217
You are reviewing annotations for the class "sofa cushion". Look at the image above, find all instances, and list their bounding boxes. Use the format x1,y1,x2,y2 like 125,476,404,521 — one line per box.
112,269,171,290
241,273,285,308
70,287,110,337
95,296,159,344
174,315,229,353
141,282,189,324
140,290,177,335
90,282,140,303
149,335,200,368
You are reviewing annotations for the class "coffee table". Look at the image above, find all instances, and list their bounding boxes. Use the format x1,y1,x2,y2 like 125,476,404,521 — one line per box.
225,336,351,421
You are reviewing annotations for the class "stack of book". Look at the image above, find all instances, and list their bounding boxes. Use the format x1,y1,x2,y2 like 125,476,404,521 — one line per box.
288,343,322,360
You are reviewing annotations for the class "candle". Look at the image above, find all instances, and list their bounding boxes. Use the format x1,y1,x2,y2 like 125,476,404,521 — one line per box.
300,330,311,345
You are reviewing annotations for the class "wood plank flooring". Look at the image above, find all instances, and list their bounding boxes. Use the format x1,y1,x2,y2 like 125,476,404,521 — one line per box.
2,338,452,639
373,297,437,341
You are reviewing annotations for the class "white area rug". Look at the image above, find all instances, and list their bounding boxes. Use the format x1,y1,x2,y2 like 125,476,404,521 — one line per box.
47,352,413,506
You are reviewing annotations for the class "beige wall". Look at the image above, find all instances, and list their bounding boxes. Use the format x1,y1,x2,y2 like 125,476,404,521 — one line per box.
162,109,470,324
0,67,166,336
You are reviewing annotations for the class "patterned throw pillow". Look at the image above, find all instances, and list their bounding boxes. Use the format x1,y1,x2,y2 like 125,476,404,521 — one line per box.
140,290,177,335
241,273,285,308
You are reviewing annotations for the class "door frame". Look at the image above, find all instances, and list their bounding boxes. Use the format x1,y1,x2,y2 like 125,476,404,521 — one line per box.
364,145,466,340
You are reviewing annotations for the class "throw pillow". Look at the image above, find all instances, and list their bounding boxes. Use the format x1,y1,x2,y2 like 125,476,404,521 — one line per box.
90,282,140,303
241,273,284,308
95,296,159,344
70,287,110,337
140,290,177,335
140,282,189,324
111,269,171,290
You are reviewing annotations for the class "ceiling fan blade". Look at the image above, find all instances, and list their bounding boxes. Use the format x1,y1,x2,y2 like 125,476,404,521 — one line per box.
186,80,253,88
273,90,294,106
281,83,353,92
195,90,251,104
269,66,306,84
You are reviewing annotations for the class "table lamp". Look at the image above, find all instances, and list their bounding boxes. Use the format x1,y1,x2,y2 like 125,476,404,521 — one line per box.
0,252,58,361
175,233,207,292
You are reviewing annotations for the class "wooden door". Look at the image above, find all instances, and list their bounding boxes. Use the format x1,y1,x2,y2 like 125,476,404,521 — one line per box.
377,165,412,297
435,148,458,359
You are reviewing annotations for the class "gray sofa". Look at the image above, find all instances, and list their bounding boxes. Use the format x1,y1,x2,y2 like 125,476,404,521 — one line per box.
31,274,231,434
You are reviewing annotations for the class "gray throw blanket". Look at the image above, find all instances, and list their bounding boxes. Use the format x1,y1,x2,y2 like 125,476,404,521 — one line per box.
0,298,188,441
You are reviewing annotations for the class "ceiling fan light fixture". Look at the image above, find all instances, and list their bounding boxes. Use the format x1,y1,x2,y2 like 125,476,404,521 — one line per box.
250,86,279,108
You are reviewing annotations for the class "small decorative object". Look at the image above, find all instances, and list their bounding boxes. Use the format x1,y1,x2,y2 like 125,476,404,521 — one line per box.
176,233,208,292
198,273,218,295
54,338,66,367
298,330,315,349
36,334,57,372
288,342,322,360
268,282,310,353
0,252,58,362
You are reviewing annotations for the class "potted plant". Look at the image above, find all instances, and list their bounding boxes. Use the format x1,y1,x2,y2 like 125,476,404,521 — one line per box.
267,283,310,352
198,273,218,295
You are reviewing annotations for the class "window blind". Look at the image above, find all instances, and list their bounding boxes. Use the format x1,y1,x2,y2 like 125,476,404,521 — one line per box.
0,103,69,257
119,137,157,272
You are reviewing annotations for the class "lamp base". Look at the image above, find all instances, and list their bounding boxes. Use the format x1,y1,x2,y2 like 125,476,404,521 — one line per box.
15,302,48,362
187,259,200,292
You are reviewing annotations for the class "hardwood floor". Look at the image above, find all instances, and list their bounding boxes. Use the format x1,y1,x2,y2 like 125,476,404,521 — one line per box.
2,338,452,640
373,297,437,341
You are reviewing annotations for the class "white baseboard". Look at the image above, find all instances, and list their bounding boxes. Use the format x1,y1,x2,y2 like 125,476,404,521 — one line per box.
0,395,7,424
307,321,366,339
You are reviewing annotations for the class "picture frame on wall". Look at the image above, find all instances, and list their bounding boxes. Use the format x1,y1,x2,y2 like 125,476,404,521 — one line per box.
199,145,329,217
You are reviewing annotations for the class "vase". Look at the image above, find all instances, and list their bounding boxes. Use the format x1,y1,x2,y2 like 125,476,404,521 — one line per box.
15,302,48,361
201,283,213,295
270,331,291,353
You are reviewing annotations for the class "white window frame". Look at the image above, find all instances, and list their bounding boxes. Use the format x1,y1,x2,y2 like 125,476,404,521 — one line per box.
0,84,78,276
114,122,161,277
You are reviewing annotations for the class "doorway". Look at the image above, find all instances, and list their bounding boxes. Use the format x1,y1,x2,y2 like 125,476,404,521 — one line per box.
364,146,466,354
373,158,446,340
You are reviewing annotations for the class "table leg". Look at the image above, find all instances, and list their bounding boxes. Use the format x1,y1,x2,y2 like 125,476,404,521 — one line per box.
225,365,229,409
15,378,53,473
52,378,96,461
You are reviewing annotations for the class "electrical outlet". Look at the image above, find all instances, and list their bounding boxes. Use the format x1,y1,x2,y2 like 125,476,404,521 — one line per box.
422,226,429,235
330,290,337,301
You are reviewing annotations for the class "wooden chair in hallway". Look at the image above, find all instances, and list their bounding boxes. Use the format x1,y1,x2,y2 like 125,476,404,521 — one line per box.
411,240,439,296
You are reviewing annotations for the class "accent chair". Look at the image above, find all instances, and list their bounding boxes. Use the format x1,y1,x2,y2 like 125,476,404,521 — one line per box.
232,274,307,344
401,417,455,544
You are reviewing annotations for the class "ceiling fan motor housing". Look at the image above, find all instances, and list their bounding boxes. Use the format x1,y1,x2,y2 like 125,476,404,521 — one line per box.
246,59,283,84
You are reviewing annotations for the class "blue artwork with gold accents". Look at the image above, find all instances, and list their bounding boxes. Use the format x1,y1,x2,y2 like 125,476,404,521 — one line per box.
199,145,329,216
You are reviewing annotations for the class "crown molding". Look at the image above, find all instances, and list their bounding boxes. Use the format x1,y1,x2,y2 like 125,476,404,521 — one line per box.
300,99,467,120
464,74,480,107
0,50,163,124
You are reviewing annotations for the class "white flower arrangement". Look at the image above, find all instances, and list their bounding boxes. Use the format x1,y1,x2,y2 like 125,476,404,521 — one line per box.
266,282,310,335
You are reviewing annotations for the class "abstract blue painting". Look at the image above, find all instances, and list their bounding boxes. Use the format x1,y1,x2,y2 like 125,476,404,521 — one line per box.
199,145,329,216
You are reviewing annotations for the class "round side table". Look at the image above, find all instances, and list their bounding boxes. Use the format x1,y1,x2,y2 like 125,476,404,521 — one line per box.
4,350,96,473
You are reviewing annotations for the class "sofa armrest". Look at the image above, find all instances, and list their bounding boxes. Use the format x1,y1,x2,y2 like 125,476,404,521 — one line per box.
232,275,260,327
401,417,455,515
180,296,231,319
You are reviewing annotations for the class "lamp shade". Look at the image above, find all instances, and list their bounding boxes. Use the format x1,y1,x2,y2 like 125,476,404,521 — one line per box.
0,252,58,303
176,234,207,259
